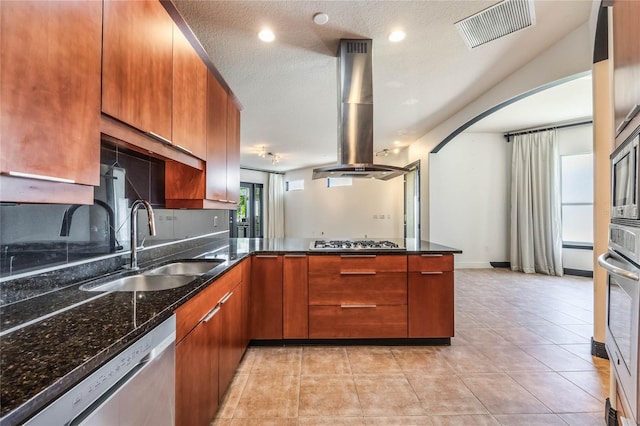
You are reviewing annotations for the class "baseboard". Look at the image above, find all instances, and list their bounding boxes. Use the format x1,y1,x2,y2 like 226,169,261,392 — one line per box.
592,337,609,360
605,398,618,426
564,268,594,278
455,261,493,269
249,338,451,346
488,262,594,278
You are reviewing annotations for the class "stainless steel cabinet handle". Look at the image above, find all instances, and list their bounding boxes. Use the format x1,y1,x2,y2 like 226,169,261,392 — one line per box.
218,291,233,305
340,304,376,308
146,131,172,145
256,255,279,258
615,104,640,135
598,250,640,281
340,271,376,275
421,271,443,275
8,171,75,184
202,306,221,322
340,254,376,258
173,144,193,155
284,254,307,258
421,254,443,257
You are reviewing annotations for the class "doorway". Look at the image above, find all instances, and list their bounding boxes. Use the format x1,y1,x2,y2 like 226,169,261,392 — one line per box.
404,161,421,241
236,182,264,238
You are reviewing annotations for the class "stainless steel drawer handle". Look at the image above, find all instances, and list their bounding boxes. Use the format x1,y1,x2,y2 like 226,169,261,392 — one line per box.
421,271,443,275
8,171,75,184
202,306,221,322
218,291,233,305
598,251,640,281
284,254,307,258
340,255,376,258
421,254,443,257
340,271,376,275
256,255,279,258
340,304,377,308
146,131,172,145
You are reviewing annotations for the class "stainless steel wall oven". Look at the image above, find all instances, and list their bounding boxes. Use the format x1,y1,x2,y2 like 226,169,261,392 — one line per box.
600,223,640,423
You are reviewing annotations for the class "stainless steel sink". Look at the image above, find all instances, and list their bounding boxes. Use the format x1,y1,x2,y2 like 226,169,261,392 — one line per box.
80,274,196,292
144,260,223,276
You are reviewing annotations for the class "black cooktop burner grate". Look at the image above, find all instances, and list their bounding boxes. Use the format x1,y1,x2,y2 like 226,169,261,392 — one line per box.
310,240,403,250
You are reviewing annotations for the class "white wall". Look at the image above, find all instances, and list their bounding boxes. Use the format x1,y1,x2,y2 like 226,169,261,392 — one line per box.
283,166,404,239
429,125,594,272
408,23,592,241
429,133,510,268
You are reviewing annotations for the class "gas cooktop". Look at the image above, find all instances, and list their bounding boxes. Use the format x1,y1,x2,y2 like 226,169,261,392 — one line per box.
309,240,404,251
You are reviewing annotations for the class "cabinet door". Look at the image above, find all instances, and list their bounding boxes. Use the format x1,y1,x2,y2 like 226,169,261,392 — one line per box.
408,271,454,338
175,312,220,426
226,97,241,205
102,0,173,141
172,24,207,160
0,1,101,188
250,255,283,339
283,255,309,339
206,73,229,202
218,284,244,399
240,257,252,348
613,0,640,143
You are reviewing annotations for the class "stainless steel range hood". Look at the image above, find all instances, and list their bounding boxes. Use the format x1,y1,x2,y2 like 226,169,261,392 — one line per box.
312,39,408,181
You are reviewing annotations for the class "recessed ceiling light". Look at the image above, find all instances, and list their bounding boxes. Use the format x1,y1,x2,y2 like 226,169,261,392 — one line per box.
393,140,402,146
388,30,406,42
258,29,275,42
313,12,329,25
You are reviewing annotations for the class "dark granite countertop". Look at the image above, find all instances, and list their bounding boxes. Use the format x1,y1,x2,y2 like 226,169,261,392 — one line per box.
0,237,460,425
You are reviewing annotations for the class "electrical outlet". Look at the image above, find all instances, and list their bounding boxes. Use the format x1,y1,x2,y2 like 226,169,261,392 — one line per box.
373,214,378,219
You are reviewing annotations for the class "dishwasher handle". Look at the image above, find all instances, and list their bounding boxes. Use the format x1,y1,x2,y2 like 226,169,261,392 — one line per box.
598,250,640,281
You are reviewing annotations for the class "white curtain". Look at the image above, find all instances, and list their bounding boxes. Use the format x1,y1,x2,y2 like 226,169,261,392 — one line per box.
266,173,285,238
510,130,563,276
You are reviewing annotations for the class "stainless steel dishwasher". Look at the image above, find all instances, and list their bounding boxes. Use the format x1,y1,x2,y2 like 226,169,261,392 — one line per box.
25,315,176,426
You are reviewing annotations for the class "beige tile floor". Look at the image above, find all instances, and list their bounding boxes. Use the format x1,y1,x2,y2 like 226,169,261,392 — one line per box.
213,268,610,425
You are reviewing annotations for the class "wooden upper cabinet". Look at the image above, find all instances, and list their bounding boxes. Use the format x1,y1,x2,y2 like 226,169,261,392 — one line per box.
226,97,241,204
206,73,229,202
612,0,640,143
0,0,101,201
102,0,173,142
172,24,207,160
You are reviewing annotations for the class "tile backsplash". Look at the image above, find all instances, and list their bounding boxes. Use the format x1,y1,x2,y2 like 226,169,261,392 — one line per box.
0,142,229,279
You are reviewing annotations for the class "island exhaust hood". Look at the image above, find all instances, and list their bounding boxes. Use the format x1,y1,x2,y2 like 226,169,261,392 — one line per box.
312,39,408,181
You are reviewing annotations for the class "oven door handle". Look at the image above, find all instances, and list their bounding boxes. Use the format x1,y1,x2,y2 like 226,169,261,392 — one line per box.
598,250,640,281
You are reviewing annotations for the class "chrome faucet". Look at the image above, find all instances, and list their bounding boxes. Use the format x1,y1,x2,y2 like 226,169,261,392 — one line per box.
129,200,156,270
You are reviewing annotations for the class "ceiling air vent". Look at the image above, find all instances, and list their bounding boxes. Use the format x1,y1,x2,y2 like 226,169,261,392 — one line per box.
455,0,536,49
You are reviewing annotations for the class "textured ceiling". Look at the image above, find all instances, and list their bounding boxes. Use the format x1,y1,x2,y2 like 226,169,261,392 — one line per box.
173,0,594,172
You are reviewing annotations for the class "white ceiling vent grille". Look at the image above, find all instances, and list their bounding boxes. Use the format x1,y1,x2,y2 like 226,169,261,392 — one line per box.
455,0,536,49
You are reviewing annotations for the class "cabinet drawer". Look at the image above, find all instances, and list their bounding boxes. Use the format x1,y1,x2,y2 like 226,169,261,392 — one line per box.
309,305,407,338
309,273,406,305
309,255,407,274
408,254,453,272
175,265,241,342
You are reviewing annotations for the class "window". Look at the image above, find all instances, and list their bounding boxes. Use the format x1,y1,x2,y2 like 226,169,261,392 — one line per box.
561,153,593,244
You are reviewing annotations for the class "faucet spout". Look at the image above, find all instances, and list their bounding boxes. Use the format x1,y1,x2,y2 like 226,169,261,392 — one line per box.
130,199,156,270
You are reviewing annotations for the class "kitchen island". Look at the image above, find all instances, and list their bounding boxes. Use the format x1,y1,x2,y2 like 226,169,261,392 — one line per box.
0,237,460,425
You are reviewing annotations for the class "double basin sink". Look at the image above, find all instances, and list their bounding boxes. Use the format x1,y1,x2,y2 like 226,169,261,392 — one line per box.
80,259,224,292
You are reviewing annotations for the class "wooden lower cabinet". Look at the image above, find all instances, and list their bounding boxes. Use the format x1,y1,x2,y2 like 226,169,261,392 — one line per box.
308,255,408,338
283,255,309,339
175,309,220,426
250,255,283,339
174,262,246,426
309,305,407,338
218,282,244,398
408,254,455,338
